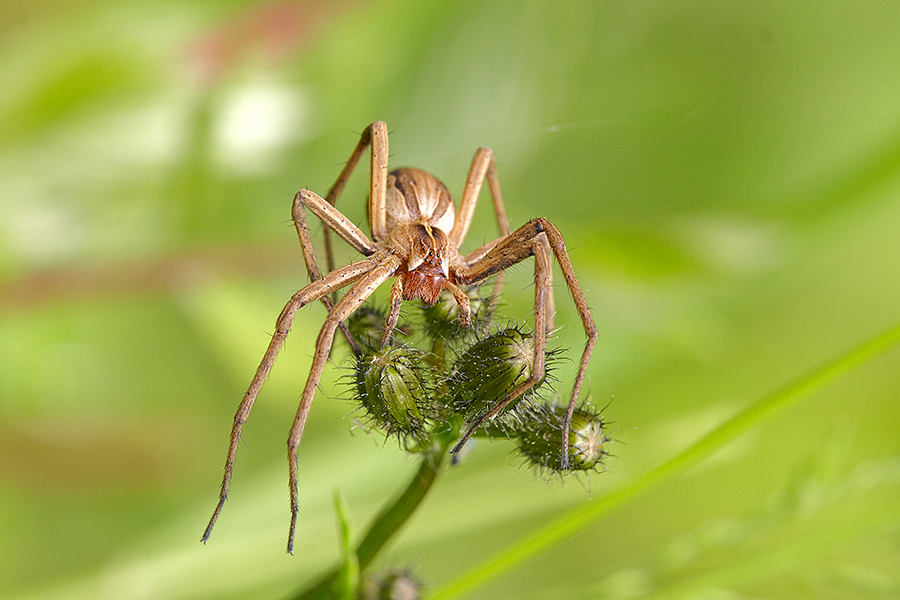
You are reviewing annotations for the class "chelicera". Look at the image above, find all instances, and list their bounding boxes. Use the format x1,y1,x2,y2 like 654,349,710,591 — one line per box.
202,121,598,553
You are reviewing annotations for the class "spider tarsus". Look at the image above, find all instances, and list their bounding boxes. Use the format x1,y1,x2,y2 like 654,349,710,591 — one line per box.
201,496,226,543
451,415,485,456
449,433,467,456
287,511,297,555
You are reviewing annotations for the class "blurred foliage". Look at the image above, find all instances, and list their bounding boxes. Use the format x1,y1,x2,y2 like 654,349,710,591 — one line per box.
1,0,899,599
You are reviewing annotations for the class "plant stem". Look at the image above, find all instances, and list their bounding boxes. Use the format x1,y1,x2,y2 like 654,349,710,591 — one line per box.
290,448,447,600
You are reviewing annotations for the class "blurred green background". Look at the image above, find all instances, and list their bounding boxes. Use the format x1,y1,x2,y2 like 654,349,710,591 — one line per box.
2,1,899,598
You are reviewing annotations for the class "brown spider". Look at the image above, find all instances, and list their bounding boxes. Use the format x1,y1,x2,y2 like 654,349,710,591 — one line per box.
202,122,598,553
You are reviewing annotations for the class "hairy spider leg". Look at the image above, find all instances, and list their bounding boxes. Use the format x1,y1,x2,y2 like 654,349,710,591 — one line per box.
287,254,402,553
452,218,598,469
202,257,384,545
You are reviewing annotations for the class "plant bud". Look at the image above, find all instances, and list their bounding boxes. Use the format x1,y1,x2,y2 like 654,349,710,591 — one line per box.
358,568,421,600
420,284,492,339
516,404,609,472
346,305,390,351
449,327,542,419
354,345,432,443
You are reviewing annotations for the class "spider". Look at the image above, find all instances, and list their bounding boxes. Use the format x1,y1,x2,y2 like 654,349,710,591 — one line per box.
202,121,598,553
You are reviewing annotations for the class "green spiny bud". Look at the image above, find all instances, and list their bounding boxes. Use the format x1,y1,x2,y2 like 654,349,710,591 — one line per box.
354,345,432,443
420,284,492,339
358,567,421,600
346,305,390,351
449,327,543,419
516,403,610,472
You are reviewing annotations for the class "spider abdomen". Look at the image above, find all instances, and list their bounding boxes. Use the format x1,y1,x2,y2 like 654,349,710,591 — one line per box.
384,168,456,235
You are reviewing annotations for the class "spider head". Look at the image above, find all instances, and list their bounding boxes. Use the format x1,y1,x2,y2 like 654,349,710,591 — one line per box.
393,223,452,305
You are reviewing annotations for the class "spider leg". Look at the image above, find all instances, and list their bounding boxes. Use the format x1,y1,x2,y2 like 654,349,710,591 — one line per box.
450,147,510,247
376,274,474,348
538,234,556,330
293,188,377,355
452,218,597,470
461,234,556,328
202,257,382,546
319,121,388,271
293,189,376,270
442,280,473,328
380,275,405,347
462,236,504,265
367,121,390,242
287,253,402,553
450,237,548,456
449,147,514,315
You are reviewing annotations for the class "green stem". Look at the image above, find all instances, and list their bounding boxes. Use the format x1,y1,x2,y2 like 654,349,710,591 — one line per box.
356,450,446,570
290,448,447,600
427,320,900,600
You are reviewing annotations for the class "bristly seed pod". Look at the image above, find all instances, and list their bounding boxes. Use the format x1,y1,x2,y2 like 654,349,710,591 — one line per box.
516,403,610,472
449,327,547,420
358,567,421,600
346,305,391,351
354,345,432,443
419,283,492,340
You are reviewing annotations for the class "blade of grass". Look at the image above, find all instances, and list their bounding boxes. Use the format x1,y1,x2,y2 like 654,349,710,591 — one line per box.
428,320,900,600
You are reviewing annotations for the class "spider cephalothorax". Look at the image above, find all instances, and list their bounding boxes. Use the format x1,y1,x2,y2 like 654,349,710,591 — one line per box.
394,222,454,305
203,122,598,553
